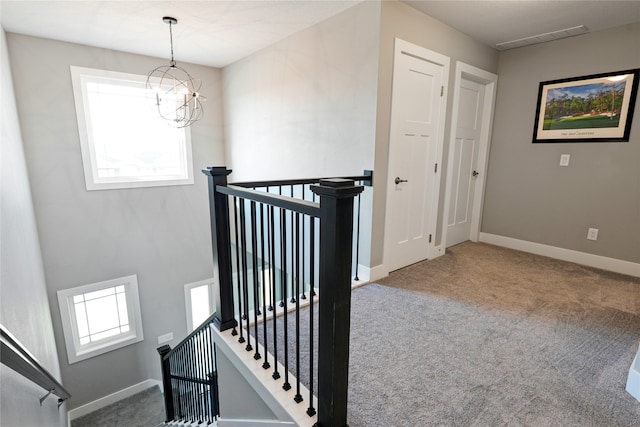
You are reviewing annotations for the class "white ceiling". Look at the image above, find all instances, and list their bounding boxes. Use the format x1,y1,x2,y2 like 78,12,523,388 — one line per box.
1,1,639,68
403,1,640,48
0,1,363,68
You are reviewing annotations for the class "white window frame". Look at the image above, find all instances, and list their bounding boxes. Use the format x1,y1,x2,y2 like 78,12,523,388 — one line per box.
57,275,144,364
184,278,216,332
70,66,194,191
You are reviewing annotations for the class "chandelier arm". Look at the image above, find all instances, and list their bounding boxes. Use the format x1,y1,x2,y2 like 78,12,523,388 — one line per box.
147,16,203,128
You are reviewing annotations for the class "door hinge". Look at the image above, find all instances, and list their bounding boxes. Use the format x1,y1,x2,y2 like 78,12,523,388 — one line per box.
440,86,444,97
434,163,438,173
429,234,432,243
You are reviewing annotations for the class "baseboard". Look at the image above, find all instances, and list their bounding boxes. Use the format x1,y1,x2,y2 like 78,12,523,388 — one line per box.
218,419,296,426
352,263,372,283
479,233,640,278
359,263,388,282
67,378,162,421
627,345,640,402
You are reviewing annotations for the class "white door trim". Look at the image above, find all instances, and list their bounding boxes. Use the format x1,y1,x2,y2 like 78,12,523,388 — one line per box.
442,62,497,249
383,38,450,271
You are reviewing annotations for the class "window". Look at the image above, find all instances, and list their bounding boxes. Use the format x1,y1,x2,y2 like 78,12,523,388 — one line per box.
70,66,194,191
57,275,144,364
184,278,215,332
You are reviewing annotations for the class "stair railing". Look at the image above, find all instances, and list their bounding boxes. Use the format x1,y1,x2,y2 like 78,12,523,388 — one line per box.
202,166,364,427
157,314,219,425
233,171,372,284
0,324,71,407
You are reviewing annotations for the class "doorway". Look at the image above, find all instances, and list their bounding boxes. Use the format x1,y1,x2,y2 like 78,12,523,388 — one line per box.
384,39,450,272
443,62,498,248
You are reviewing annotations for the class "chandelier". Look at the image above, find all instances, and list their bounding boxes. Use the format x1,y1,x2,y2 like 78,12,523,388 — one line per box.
146,17,205,128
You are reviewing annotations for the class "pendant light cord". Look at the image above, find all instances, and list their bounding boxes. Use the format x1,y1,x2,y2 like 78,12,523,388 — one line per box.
169,21,176,67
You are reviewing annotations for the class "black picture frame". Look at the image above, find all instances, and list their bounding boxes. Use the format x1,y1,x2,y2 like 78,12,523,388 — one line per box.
532,69,639,143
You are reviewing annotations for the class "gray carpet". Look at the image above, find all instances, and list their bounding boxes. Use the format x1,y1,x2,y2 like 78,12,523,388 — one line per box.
250,242,640,426
70,385,165,427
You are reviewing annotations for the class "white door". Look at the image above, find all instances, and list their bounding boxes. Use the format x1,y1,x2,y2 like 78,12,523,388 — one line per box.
385,39,449,272
443,62,498,249
446,78,485,247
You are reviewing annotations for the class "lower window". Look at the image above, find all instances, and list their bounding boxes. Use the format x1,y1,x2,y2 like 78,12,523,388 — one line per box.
57,275,144,364
184,278,215,332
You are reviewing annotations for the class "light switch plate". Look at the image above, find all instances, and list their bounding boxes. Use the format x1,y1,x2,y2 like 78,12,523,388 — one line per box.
560,154,570,166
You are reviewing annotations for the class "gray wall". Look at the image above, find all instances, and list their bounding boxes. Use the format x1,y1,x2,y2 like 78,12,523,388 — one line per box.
216,351,281,421
222,1,380,183
6,33,224,409
222,1,380,269
483,23,640,264
0,29,67,426
371,1,498,267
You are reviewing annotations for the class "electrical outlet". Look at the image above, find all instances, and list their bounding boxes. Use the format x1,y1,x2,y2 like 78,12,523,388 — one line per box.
158,332,173,344
587,228,599,241
560,154,570,166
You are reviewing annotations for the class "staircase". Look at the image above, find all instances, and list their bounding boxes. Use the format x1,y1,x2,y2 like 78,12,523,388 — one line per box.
157,167,371,426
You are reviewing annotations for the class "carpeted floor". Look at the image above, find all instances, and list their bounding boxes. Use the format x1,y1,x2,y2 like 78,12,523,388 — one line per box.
254,242,640,426
70,385,165,427
76,242,640,426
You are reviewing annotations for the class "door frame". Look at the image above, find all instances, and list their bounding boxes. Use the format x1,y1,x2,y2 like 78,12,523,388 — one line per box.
442,62,498,248
383,38,450,271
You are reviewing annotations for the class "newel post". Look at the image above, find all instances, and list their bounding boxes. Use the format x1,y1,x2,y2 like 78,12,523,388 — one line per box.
157,345,175,422
310,179,364,427
202,166,237,331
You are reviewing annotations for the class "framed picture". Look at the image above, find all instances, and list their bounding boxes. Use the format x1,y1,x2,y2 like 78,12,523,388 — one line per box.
533,69,639,143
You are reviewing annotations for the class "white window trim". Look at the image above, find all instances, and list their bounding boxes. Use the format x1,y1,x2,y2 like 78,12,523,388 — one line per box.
70,66,194,191
57,274,144,364
184,278,216,332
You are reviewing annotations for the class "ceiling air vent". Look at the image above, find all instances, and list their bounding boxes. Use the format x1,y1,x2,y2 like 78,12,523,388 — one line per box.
496,25,589,51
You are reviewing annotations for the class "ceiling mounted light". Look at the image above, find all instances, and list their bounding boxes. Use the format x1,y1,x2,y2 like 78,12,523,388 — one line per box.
146,16,205,128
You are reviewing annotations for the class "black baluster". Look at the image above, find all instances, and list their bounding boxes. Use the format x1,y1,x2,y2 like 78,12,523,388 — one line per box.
307,215,317,417
232,197,243,341
294,212,303,404
240,200,252,352
301,186,307,300
281,208,291,391
278,187,285,309
201,330,209,422
271,205,281,380
260,202,270,369
250,201,261,360
186,340,192,422
354,190,362,281
265,187,274,312
289,185,295,304
196,335,203,423
191,339,197,422
212,343,220,419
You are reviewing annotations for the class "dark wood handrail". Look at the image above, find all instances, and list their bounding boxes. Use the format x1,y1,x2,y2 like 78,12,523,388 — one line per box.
232,170,373,188
218,185,320,217
0,324,71,404
161,312,217,361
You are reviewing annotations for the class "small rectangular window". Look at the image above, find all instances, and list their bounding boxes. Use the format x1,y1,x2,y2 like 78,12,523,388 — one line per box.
184,279,215,332
57,275,144,364
70,66,194,191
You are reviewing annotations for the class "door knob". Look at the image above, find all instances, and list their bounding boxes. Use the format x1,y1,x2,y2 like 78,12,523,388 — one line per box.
395,177,408,184
472,171,479,177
